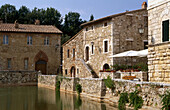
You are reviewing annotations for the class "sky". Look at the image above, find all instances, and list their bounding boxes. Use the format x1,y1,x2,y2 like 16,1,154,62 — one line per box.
0,0,147,21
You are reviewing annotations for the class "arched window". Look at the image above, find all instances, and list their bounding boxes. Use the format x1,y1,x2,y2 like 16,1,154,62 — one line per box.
103,64,110,70
85,46,89,61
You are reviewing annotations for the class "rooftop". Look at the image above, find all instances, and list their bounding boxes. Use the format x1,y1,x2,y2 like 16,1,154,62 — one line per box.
0,23,62,34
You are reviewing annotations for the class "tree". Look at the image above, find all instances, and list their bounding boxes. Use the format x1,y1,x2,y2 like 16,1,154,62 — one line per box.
89,14,94,21
18,6,30,24
0,4,18,23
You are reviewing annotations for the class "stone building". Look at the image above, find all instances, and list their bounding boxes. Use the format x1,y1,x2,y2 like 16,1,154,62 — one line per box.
63,2,148,78
148,0,170,83
0,20,62,74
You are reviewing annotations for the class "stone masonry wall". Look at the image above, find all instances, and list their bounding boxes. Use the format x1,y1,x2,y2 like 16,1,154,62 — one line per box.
148,0,170,83
148,42,170,83
38,75,170,109
38,75,56,89
0,71,37,84
0,32,61,74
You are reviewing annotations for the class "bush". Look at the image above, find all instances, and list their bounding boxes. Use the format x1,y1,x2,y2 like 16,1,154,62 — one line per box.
161,91,170,110
104,76,115,93
76,84,82,95
56,81,60,91
129,90,143,110
118,92,129,110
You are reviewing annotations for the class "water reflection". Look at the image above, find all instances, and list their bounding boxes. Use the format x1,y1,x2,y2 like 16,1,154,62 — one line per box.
0,86,117,110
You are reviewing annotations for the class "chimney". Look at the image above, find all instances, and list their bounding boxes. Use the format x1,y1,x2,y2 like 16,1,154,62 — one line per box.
35,20,40,25
14,20,19,28
142,2,147,9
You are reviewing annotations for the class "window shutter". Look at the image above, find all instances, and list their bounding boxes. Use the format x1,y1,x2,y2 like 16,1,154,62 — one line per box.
6,36,8,44
162,20,169,42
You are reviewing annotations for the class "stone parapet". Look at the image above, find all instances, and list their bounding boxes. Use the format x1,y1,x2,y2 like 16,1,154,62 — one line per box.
0,71,38,85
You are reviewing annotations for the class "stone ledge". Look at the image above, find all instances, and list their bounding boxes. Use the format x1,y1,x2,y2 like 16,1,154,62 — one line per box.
148,41,170,47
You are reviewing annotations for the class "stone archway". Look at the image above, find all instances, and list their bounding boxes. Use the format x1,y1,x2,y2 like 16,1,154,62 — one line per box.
34,51,48,74
70,66,76,77
103,63,110,70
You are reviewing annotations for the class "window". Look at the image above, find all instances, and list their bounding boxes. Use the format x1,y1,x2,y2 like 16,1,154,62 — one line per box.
73,48,75,58
7,58,11,69
104,40,108,53
162,20,169,42
144,41,148,49
104,22,107,27
65,69,67,75
27,36,32,45
91,42,94,54
44,37,49,45
77,68,79,74
86,27,88,31
3,35,8,44
67,49,70,58
24,58,28,69
91,26,94,30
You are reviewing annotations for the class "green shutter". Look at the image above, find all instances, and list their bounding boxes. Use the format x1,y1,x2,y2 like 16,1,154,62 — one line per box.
162,20,169,42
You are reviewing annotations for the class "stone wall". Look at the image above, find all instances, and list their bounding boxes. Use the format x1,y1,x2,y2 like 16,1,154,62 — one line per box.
0,71,37,84
148,42,170,83
38,75,56,89
148,0,170,83
0,32,61,74
38,75,170,109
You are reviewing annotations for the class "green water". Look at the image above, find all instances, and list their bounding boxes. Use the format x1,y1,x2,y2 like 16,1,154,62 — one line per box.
0,86,117,110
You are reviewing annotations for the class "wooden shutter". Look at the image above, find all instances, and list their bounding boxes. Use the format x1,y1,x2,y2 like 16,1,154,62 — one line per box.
162,20,169,42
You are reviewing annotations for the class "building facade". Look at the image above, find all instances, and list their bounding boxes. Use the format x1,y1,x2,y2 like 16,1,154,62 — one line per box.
63,2,148,78
148,0,170,83
0,21,62,74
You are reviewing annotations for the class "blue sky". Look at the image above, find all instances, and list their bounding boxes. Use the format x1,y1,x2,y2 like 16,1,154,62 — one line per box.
0,0,147,20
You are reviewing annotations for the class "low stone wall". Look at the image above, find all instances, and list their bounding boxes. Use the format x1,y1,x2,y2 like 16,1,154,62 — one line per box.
38,75,170,109
99,72,120,79
0,71,38,85
38,75,56,89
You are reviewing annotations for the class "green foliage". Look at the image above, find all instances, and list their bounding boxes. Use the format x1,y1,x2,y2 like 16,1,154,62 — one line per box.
129,90,143,110
74,95,82,109
118,92,129,110
76,84,82,95
111,64,120,71
89,14,94,21
135,63,148,72
161,91,170,110
56,81,60,91
104,76,115,93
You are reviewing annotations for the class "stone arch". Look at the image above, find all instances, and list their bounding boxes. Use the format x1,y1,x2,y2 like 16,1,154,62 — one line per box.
34,51,48,62
70,66,76,77
103,63,110,70
34,51,48,74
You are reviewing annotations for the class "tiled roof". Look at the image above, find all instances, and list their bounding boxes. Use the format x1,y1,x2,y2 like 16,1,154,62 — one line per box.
81,8,146,27
0,23,62,34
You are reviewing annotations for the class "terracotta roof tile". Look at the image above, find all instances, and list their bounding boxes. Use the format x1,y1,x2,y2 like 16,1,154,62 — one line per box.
0,23,62,34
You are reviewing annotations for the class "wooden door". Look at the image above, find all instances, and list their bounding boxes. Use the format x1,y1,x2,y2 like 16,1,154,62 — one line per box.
35,60,47,74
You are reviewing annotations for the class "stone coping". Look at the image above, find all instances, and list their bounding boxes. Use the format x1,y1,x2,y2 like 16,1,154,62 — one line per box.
38,75,170,86
148,41,170,47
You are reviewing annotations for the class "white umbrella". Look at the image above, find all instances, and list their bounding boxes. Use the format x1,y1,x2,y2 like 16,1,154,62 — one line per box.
137,49,148,57
109,50,139,57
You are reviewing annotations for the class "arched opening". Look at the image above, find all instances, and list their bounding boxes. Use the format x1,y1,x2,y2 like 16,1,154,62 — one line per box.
85,46,89,61
70,66,76,77
34,51,48,74
35,60,47,74
103,63,110,70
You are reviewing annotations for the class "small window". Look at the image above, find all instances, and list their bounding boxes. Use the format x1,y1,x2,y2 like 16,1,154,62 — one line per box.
7,58,11,69
27,36,32,45
91,26,94,30
65,69,67,75
104,22,107,27
162,20,169,42
44,37,49,45
91,42,94,54
86,27,88,31
77,68,79,74
67,49,70,58
73,48,75,58
3,35,8,44
104,40,108,52
144,41,148,49
24,58,28,70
